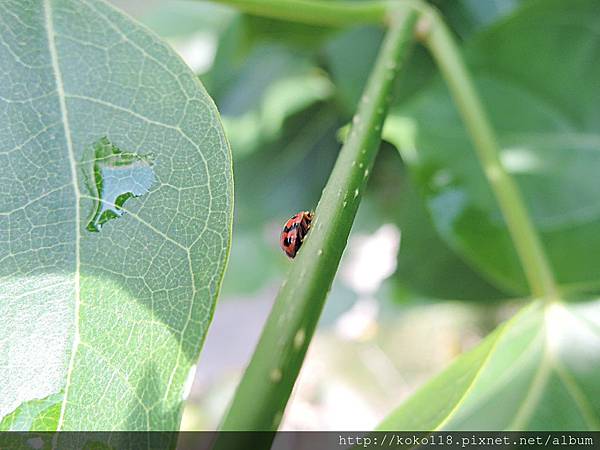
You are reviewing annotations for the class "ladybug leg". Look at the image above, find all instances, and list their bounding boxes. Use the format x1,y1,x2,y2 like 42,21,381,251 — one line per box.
296,224,305,242
297,216,310,241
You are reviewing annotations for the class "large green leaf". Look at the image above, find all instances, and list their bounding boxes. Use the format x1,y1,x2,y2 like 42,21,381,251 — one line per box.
378,299,600,430
385,0,600,294
0,0,232,431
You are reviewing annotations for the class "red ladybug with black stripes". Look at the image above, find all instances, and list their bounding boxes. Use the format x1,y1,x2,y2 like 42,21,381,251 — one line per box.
280,211,314,258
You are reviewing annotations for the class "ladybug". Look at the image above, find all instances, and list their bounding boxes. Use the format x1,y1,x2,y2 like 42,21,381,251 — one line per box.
280,211,314,258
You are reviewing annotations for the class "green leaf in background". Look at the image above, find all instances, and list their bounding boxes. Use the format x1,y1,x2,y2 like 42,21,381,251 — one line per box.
323,26,383,114
141,0,235,39
378,299,600,430
0,0,232,431
390,162,508,302
219,56,332,158
0,393,62,431
351,144,508,302
432,0,528,40
385,0,600,295
205,17,333,159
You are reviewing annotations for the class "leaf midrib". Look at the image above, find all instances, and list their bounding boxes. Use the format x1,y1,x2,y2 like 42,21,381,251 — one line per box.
441,302,600,431
43,0,80,431
444,328,545,428
432,305,520,431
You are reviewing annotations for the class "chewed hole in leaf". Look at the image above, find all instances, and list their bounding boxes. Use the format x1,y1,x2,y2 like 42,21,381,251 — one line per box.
82,137,155,232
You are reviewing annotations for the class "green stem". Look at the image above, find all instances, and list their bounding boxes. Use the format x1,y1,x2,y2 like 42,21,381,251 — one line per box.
217,7,419,440
418,9,559,300
208,0,393,26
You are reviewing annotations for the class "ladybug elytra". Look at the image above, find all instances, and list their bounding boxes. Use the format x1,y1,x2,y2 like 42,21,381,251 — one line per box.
280,211,313,258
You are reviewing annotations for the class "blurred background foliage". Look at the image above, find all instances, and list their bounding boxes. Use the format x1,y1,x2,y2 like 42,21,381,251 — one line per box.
108,0,594,430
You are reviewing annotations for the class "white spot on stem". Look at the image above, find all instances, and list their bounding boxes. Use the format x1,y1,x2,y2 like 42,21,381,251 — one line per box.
294,329,306,349
270,368,282,383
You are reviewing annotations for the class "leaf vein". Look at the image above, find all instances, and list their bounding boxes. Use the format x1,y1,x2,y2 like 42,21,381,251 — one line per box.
43,0,81,431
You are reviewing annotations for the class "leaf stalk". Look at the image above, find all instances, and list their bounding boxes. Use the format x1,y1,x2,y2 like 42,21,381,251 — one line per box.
207,0,393,27
416,9,559,301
